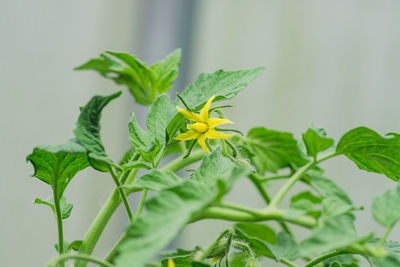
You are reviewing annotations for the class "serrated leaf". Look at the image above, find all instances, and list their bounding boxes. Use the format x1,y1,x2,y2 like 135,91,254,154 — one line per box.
337,127,400,181
372,184,400,228
309,175,353,205
127,169,182,192
75,50,181,105
27,139,89,198
300,214,360,257
74,91,121,172
34,196,73,219
301,127,335,159
239,127,306,173
167,68,264,140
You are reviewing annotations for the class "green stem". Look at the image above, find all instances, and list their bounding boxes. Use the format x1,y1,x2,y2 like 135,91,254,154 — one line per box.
269,152,338,208
109,167,134,221
280,258,299,267
78,152,205,266
304,250,345,267
193,206,317,228
48,253,115,267
259,174,291,182
53,190,64,260
135,189,148,218
378,224,394,248
248,173,271,203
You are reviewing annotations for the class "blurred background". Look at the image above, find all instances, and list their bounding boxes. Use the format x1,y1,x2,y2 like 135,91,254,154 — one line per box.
1,0,400,266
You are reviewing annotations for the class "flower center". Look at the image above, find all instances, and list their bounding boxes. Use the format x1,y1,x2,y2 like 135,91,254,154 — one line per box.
188,122,208,133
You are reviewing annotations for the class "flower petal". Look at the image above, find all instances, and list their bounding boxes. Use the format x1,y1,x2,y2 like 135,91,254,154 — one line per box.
176,107,201,122
187,122,208,133
207,118,233,128
197,134,210,153
168,259,175,267
206,129,234,139
199,95,215,122
174,130,200,141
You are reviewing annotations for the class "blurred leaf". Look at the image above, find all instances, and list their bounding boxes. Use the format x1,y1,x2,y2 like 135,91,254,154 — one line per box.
127,169,182,192
27,138,89,198
309,176,353,205
322,197,355,221
291,191,322,204
75,50,181,105
301,126,334,159
238,127,306,173
73,91,121,171
300,214,360,257
268,232,300,261
372,184,400,228
121,161,151,171
368,239,400,267
34,196,73,219
337,127,400,181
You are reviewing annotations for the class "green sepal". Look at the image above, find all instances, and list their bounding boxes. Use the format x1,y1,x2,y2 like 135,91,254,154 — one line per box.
27,138,89,198
337,127,400,181
34,196,73,219
73,91,121,172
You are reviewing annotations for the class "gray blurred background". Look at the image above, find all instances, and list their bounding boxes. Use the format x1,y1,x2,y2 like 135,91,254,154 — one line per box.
1,0,400,266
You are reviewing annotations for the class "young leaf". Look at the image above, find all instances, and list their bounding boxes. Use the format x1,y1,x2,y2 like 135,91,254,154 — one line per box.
147,93,177,146
372,184,400,228
238,127,306,173
34,196,73,219
128,113,160,164
67,240,83,252
301,127,334,159
27,139,89,198
150,49,181,94
300,214,360,257
337,127,400,181
74,91,121,172
75,50,181,105
167,68,264,139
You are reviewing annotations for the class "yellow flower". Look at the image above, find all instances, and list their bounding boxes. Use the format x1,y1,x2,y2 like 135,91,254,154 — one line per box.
167,259,175,267
175,95,234,153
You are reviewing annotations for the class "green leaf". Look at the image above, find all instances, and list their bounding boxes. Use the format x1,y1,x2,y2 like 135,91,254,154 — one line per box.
337,127,400,181
74,91,121,172
127,169,182,192
309,175,353,205
167,68,264,139
234,227,276,259
324,255,359,267
128,113,160,164
193,147,250,190
291,191,322,204
115,180,215,267
34,196,73,219
150,49,181,94
116,149,248,267
287,199,321,220
121,161,151,171
54,241,69,253
239,127,306,173
147,94,177,146
75,50,181,105
301,127,334,159
268,232,300,261
27,139,89,198
368,239,400,267
322,197,355,221
300,214,360,257
372,184,400,228
235,223,277,244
